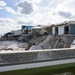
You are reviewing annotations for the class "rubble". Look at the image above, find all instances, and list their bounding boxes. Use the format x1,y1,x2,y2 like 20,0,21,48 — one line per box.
0,34,75,52
0,41,27,51
39,35,75,49
29,45,42,50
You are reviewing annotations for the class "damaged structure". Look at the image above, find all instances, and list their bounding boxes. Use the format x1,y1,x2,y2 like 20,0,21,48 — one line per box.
21,25,34,34
21,25,48,35
52,21,75,35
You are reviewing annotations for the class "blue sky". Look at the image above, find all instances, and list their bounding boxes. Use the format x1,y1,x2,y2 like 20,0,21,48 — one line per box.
0,0,75,35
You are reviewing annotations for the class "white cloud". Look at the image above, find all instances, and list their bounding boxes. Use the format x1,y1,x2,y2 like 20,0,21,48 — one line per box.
58,11,72,18
15,0,75,25
63,0,75,13
29,0,42,3
5,7,16,15
16,0,39,15
16,1,34,15
20,0,42,3
1,0,75,35
17,20,33,25
0,1,6,7
17,17,34,25
0,18,20,35
64,0,74,4
48,0,56,6
0,7,2,10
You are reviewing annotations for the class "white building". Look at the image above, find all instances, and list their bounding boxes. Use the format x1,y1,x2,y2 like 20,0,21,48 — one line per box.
52,21,75,35
32,26,48,35
21,25,48,35
12,30,22,36
21,26,34,34
52,25,64,35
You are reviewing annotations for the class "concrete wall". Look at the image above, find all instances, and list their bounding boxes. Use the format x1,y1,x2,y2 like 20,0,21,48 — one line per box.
32,28,47,35
12,30,22,36
58,26,64,35
70,24,75,35
0,49,75,72
52,27,55,35
0,48,75,66
52,26,64,35
40,28,48,35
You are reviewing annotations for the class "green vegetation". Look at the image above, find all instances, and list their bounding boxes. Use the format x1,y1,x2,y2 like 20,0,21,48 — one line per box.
0,62,75,75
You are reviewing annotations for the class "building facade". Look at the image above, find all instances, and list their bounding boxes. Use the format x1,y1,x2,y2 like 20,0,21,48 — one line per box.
12,30,22,36
21,25,34,34
21,25,48,35
32,26,48,35
52,21,75,35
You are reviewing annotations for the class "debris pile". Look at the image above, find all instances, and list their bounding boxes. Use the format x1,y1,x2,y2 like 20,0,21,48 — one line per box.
29,45,42,50
0,34,75,52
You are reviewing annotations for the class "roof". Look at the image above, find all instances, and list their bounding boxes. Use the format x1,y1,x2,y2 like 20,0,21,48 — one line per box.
53,21,75,27
28,26,35,29
32,26,42,29
68,21,75,24
22,25,35,29
22,26,27,29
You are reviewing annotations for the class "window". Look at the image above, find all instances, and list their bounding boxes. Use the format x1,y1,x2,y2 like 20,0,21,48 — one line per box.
64,26,69,34
55,27,58,34
29,30,31,32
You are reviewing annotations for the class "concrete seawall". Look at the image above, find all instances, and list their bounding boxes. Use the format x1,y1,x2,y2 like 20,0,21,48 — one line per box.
0,48,75,72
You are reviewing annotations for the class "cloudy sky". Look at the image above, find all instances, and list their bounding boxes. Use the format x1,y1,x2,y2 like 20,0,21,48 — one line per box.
0,0,75,35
